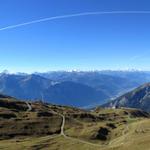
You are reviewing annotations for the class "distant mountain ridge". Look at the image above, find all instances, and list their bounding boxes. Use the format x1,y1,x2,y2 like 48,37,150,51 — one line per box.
102,83,150,112
0,74,53,100
0,71,150,107
0,74,109,107
37,71,141,96
44,81,108,107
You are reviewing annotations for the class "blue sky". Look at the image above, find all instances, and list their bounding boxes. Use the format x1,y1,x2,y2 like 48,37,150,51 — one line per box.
0,0,150,73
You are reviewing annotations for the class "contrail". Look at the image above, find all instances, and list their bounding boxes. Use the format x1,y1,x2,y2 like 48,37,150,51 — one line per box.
1,11,150,31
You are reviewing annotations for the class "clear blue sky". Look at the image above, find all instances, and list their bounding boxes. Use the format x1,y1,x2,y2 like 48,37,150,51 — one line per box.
0,0,150,73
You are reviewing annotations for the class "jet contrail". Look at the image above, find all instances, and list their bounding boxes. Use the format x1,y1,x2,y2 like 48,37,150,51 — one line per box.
1,11,150,31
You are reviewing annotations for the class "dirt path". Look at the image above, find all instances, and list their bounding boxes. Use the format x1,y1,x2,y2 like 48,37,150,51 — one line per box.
25,102,32,111
51,110,106,148
24,103,134,149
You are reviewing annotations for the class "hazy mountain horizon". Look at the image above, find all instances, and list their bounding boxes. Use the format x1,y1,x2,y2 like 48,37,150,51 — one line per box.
2,69,150,75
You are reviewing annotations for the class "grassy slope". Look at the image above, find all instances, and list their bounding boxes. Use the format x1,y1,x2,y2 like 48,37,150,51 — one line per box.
0,119,149,150
0,97,149,150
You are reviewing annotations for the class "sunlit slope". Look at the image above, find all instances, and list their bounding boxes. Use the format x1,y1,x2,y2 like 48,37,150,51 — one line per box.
103,83,150,112
0,95,149,150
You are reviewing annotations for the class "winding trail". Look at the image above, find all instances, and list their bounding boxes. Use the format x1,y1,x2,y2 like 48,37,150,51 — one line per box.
25,103,133,148
51,110,106,148
24,102,105,147
60,115,66,136
24,103,149,149
25,102,32,111
25,103,62,140
25,102,144,149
